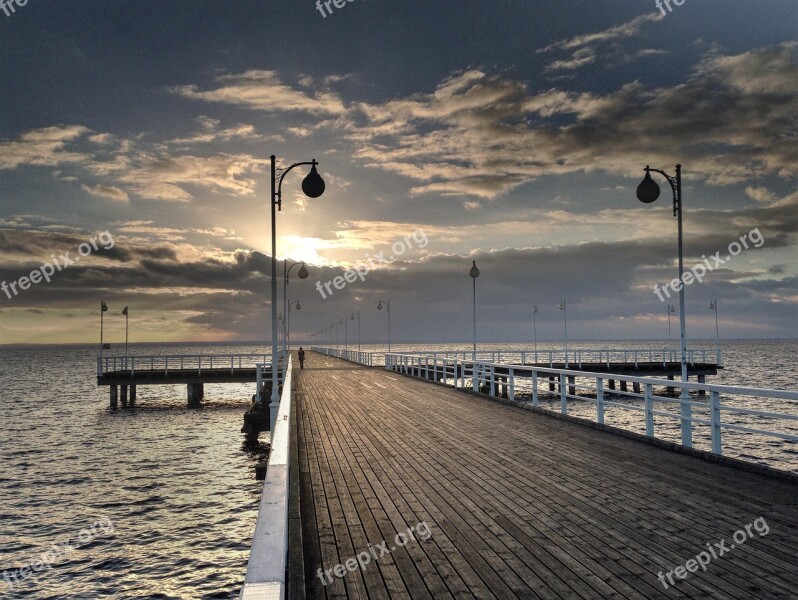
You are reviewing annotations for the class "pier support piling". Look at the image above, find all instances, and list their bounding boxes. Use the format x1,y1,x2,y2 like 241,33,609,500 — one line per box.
608,379,616,390
187,383,204,407
620,381,628,392
121,385,128,408
109,385,118,409
129,385,136,406
633,382,641,394
697,374,706,396
549,376,555,392
568,376,576,396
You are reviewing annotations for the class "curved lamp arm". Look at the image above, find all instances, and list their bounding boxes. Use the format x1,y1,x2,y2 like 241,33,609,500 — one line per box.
644,165,680,217
275,159,318,211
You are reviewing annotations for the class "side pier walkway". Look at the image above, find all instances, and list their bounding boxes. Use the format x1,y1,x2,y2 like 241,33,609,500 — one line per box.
293,353,797,599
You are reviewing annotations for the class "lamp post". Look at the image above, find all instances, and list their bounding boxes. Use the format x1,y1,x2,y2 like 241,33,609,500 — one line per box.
288,300,300,351
284,261,308,353
709,299,719,350
339,318,348,351
667,303,676,341
469,261,479,357
334,321,339,347
531,305,539,355
100,300,108,362
559,300,568,367
351,311,361,351
122,306,129,357
636,164,691,446
267,155,325,431
377,300,391,352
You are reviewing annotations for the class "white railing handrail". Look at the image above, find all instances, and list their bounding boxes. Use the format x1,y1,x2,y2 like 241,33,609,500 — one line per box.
310,346,384,367
96,353,280,377
311,346,723,369
383,352,797,466
384,352,795,398
240,356,293,600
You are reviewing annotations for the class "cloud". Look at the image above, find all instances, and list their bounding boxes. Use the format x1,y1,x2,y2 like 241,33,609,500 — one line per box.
169,70,347,115
545,48,596,72
745,186,776,203
538,13,663,53
339,43,798,198
0,125,91,170
81,183,129,202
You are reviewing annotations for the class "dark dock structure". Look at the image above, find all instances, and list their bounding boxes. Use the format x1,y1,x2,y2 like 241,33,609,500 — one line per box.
286,353,796,599
96,353,281,408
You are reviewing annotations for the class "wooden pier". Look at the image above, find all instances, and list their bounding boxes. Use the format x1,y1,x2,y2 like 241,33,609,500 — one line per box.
96,353,281,408
279,352,797,600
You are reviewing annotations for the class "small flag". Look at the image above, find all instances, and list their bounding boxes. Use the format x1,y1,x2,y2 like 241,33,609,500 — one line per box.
101,301,108,312
559,300,566,310
122,306,128,316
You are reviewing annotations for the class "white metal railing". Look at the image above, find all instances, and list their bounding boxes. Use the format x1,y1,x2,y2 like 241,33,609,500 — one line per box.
384,353,797,463
311,346,384,366
394,348,722,368
97,353,283,377
309,346,722,372
241,356,294,600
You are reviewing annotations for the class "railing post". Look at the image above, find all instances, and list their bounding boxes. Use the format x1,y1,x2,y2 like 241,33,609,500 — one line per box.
710,390,722,454
256,365,262,404
532,371,539,407
645,383,654,437
472,363,478,392
560,373,567,414
596,377,604,424
509,368,515,401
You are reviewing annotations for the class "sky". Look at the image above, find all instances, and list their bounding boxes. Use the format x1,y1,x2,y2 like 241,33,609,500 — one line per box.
0,0,796,345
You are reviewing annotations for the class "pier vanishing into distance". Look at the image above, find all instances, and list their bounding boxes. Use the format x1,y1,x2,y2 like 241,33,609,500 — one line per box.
96,347,720,408
237,348,798,600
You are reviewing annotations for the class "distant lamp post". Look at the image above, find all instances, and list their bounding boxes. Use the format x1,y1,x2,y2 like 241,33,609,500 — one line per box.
284,261,308,353
122,306,129,357
531,305,539,355
351,311,361,351
667,303,676,341
100,300,108,362
470,260,480,357
267,155,325,421
288,300,300,351
333,321,339,346
636,163,691,446
377,299,391,352
559,300,568,367
339,317,349,351
709,299,719,350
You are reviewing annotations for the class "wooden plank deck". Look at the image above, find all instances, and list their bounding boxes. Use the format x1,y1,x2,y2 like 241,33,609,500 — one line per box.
294,353,797,600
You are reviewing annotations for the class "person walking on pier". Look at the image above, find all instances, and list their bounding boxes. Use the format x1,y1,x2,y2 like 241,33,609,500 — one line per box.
298,347,306,369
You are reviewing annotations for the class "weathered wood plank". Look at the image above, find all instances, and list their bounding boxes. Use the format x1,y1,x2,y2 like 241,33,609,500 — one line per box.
295,353,798,600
